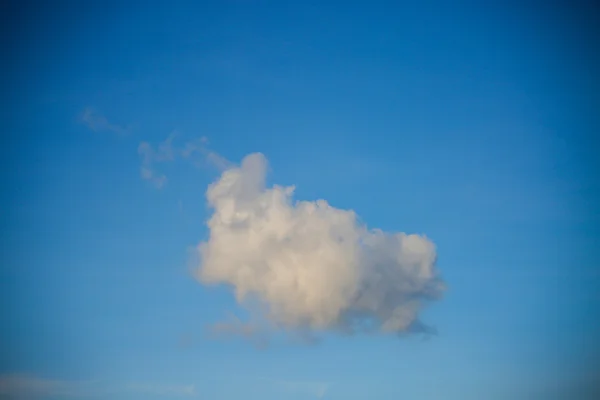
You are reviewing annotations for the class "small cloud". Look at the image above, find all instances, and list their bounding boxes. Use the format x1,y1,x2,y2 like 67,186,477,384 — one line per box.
182,137,233,171
138,134,231,189
80,107,131,136
138,132,177,189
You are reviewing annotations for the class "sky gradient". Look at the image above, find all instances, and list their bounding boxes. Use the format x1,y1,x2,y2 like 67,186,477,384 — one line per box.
2,2,599,399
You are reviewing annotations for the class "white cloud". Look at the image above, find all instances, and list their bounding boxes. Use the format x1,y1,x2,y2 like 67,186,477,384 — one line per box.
194,153,446,338
80,107,130,136
138,135,230,189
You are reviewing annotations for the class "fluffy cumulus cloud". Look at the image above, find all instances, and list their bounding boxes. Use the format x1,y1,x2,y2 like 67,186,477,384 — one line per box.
194,153,445,337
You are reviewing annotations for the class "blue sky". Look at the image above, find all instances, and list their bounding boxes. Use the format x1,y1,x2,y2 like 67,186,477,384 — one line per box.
2,2,599,399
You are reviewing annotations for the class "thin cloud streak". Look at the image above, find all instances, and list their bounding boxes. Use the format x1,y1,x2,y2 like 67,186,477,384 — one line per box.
182,137,233,171
79,107,131,136
138,134,230,189
138,132,178,189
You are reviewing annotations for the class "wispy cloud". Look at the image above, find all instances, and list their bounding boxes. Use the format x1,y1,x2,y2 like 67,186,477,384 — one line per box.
138,134,231,189
0,374,197,399
138,132,178,189
181,137,233,171
79,107,131,136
